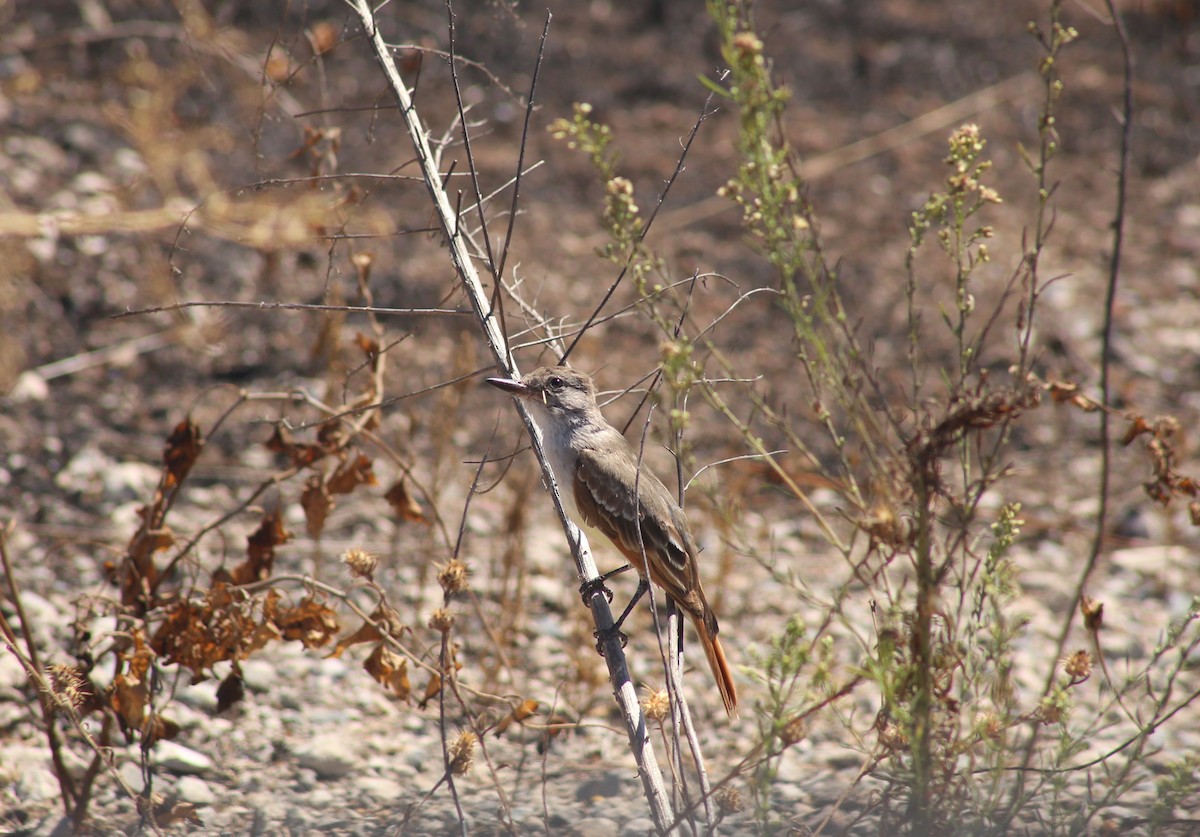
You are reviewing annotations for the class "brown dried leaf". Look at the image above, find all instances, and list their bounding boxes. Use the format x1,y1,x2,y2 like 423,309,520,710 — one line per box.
275,597,339,649
327,453,377,495
1122,415,1151,446
126,630,154,681
384,479,426,524
317,419,349,450
493,699,539,737
329,619,382,658
266,424,329,469
301,476,333,539
154,801,203,828
216,671,245,713
245,619,282,655
363,643,411,700
111,673,149,731
144,713,181,747
419,672,442,709
164,420,204,489
1047,380,1078,405
230,510,291,585
356,332,381,371
265,424,294,454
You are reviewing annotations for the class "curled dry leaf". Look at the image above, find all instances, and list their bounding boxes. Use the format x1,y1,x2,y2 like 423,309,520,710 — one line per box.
111,673,150,731
152,585,258,678
164,419,203,489
301,475,333,539
329,619,381,658
229,510,290,586
1122,415,1151,446
216,671,245,713
144,713,181,747
364,643,411,700
327,453,377,495
316,419,349,450
272,596,339,649
355,332,381,371
266,424,330,469
493,699,539,737
419,673,442,709
385,479,426,524
330,603,404,657
154,800,203,828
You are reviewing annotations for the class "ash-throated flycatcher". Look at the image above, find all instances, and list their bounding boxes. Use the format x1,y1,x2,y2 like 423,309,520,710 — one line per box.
487,366,737,717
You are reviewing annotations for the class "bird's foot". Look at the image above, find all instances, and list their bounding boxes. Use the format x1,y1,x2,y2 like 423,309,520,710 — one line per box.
593,625,629,656
578,564,632,605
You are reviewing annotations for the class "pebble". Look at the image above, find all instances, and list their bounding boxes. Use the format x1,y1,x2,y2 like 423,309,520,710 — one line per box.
358,774,404,803
294,733,359,779
10,749,58,802
569,816,620,837
100,461,160,504
619,817,656,837
152,740,215,775
175,775,218,805
9,370,49,402
240,658,278,693
575,772,623,801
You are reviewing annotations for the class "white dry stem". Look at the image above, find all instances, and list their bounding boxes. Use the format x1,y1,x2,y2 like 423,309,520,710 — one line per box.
346,2,676,831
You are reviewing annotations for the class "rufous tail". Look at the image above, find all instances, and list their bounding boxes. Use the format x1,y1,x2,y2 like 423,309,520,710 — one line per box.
694,617,738,718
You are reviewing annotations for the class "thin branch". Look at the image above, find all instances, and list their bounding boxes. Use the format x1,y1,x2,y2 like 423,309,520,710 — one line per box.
559,78,721,365
347,2,675,829
114,300,471,319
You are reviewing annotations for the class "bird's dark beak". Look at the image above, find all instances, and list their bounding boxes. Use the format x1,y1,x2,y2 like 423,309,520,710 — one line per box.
486,376,532,398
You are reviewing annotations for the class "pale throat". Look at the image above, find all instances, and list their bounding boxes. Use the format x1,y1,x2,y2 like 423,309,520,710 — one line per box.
525,403,596,524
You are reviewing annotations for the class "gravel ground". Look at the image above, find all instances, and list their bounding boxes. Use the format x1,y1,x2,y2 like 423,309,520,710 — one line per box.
3,0,1200,834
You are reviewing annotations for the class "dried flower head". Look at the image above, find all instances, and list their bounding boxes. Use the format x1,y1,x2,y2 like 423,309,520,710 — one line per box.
341,547,378,581
781,715,807,747
731,31,763,57
428,608,455,634
1081,596,1104,633
449,730,477,775
48,663,85,709
437,559,470,596
715,785,745,815
641,687,670,723
974,711,1003,741
878,721,906,751
1038,693,1069,726
1064,649,1093,682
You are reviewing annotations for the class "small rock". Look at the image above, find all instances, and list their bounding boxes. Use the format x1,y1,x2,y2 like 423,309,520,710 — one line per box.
1111,545,1187,575
569,817,619,837
295,733,358,779
619,817,656,837
239,659,277,694
9,370,49,402
55,445,114,495
152,740,215,775
176,681,220,712
119,760,145,793
175,775,217,805
100,461,159,504
574,772,622,802
13,760,59,802
358,775,403,803
0,651,26,690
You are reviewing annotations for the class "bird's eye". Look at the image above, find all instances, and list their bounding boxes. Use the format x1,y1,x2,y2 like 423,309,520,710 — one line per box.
547,375,565,390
